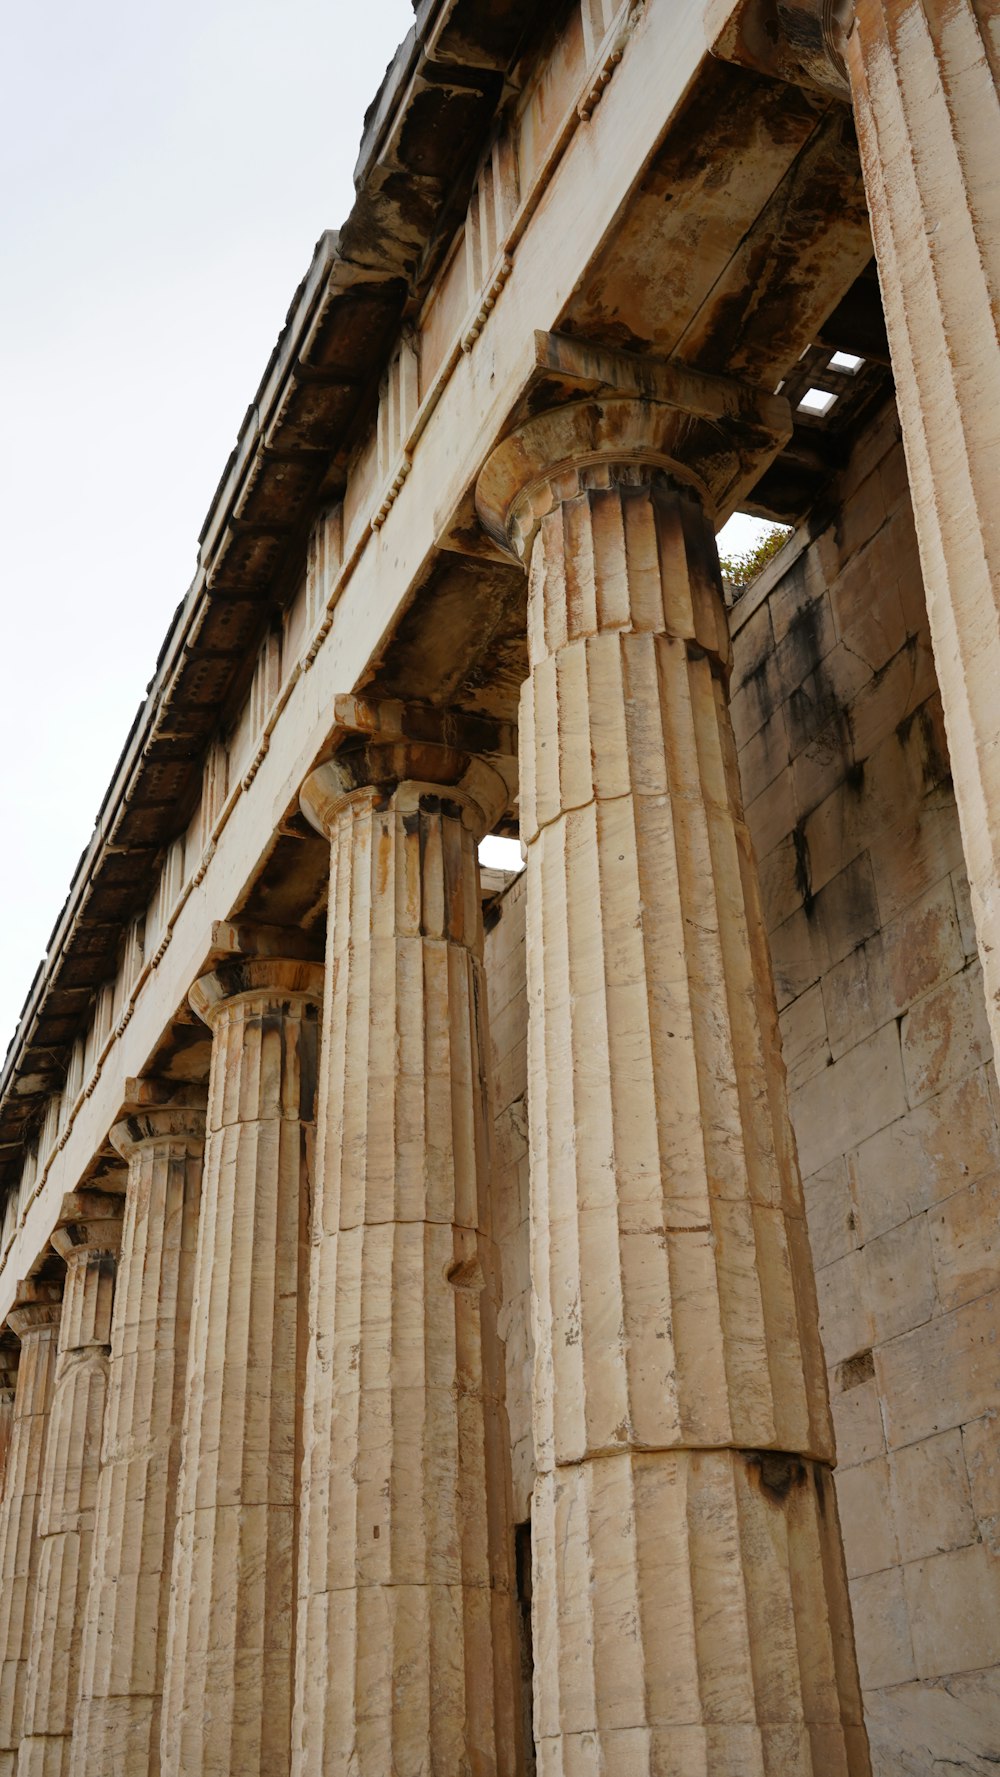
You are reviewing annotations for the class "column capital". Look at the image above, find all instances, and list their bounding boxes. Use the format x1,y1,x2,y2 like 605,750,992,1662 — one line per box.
475,336,790,560
709,0,853,97
50,1190,124,1266
110,1086,207,1161
7,1277,64,1339
188,956,325,1028
300,695,514,841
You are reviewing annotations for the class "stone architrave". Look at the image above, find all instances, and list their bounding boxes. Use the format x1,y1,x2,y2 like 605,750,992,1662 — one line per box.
70,1091,206,1777
844,0,1000,1071
18,1193,123,1777
0,1283,62,1777
476,396,870,1774
294,721,521,1776
158,959,322,1777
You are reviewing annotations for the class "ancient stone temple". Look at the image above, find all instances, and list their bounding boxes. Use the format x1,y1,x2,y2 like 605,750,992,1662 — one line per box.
1,0,998,1769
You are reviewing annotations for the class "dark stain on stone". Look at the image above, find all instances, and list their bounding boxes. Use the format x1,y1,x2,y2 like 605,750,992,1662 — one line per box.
836,1349,874,1391
792,823,814,915
743,1449,807,1503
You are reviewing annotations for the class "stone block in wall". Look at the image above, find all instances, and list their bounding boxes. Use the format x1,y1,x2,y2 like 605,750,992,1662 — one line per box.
903,1541,1000,1680
929,1172,1000,1313
773,591,839,708
864,1670,1000,1777
815,1249,874,1367
791,1013,907,1179
830,522,908,673
738,704,790,805
848,632,936,764
876,1291,1000,1450
832,1370,886,1469
822,934,891,1061
779,981,830,1092
837,1455,899,1579
850,1568,916,1690
869,792,966,929
889,1428,976,1564
791,710,853,822
757,833,808,935
802,1155,858,1269
770,852,880,1012
962,1415,1000,1555
864,1214,937,1346
846,1067,1000,1243
744,762,797,860
900,963,993,1108
883,876,964,1017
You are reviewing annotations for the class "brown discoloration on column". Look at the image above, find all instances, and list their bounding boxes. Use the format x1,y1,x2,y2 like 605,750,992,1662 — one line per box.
70,1094,206,1777
477,401,870,1774
18,1194,123,1777
0,1284,62,1777
159,962,321,1777
293,736,521,1776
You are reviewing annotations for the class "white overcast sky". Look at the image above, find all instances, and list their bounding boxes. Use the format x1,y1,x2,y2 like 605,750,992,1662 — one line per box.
0,0,413,1054
0,0,767,1059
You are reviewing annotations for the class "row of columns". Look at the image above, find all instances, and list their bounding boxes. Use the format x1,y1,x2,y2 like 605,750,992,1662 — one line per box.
0,397,869,1774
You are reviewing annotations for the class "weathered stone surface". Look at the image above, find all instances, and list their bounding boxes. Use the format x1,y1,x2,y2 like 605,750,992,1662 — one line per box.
159,964,321,1777
847,0,1000,1080
478,405,867,1769
0,1284,62,1776
19,1194,123,1777
70,1096,206,1777
294,742,520,1776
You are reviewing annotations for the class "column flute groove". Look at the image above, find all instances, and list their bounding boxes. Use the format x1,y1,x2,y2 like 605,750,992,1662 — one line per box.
294,726,521,1776
70,1090,206,1777
18,1192,123,1777
0,1283,62,1777
158,960,321,1777
477,396,869,1776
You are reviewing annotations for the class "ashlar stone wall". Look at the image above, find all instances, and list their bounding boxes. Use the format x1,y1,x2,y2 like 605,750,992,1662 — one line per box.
731,400,1000,1775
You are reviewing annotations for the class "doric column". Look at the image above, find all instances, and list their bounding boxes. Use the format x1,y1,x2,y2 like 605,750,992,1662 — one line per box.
0,1342,19,1502
18,1193,123,1777
294,708,521,1775
0,1283,62,1777
477,397,869,1774
159,958,322,1777
843,0,1000,1072
70,1088,206,1777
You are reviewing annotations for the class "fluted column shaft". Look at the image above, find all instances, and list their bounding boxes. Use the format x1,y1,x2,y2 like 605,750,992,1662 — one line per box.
70,1097,206,1777
159,960,322,1777
19,1194,123,1777
0,1285,62,1777
845,0,1000,1070
294,744,520,1775
478,402,868,1775
0,1346,19,1503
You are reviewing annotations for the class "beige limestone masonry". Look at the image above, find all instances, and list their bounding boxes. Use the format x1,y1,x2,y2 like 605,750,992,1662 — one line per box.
478,398,868,1774
732,406,1000,1775
0,1,999,1769
846,0,1000,1077
159,962,321,1777
70,1093,206,1777
18,1193,122,1777
0,1285,62,1777
293,735,520,1777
